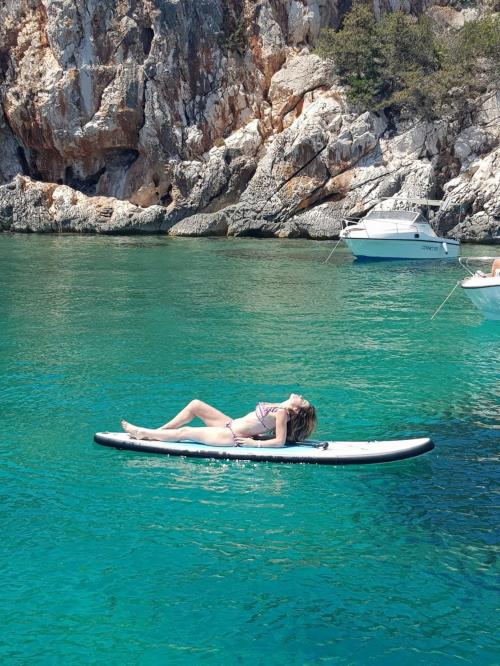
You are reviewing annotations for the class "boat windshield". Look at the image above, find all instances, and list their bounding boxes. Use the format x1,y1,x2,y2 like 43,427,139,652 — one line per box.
364,210,421,223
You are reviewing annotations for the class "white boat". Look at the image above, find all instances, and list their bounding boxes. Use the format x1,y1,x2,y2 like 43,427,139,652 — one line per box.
340,200,460,260
460,256,500,320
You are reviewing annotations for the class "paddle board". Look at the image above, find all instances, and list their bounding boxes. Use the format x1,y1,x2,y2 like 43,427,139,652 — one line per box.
94,432,434,465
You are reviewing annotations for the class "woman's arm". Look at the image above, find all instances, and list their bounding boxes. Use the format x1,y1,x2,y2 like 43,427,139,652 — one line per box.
250,410,288,447
236,412,288,448
236,437,286,448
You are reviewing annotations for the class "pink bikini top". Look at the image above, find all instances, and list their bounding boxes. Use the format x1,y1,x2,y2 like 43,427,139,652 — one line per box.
255,402,290,428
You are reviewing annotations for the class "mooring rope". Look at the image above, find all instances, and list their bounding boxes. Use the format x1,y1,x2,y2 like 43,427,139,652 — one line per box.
323,238,342,264
431,282,460,320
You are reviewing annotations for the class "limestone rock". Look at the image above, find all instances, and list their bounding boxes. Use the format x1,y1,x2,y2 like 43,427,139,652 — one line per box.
0,0,277,203
436,148,500,242
454,126,494,165
0,176,172,233
268,53,335,128
0,107,24,184
224,120,263,158
0,1,498,243
169,210,231,237
283,202,344,238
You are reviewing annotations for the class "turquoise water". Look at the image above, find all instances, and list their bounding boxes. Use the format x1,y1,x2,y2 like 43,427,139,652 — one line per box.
1,234,498,665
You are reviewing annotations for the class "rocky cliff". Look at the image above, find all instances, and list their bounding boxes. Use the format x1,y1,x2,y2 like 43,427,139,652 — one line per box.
0,0,498,241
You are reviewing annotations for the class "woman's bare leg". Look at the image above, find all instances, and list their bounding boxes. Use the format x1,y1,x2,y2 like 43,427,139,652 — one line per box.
159,400,231,429
121,421,235,446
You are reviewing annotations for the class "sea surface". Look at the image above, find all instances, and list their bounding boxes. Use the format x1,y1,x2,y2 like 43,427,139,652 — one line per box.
1,234,498,665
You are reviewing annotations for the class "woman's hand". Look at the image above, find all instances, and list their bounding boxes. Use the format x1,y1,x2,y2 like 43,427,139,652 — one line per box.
235,437,258,447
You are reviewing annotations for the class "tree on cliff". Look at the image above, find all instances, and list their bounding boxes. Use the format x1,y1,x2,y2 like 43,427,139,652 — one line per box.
316,2,500,118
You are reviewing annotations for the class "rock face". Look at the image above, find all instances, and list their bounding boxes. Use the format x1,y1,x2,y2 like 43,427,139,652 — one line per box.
0,0,498,241
435,147,500,243
0,175,172,233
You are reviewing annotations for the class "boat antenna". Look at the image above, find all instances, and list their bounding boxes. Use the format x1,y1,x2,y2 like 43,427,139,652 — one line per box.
430,282,460,320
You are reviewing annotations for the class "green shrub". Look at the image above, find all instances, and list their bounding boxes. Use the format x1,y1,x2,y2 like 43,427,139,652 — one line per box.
447,13,500,70
316,5,384,109
221,17,247,55
316,3,500,118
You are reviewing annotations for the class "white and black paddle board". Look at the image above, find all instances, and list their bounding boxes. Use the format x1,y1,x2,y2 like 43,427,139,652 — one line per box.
94,432,434,465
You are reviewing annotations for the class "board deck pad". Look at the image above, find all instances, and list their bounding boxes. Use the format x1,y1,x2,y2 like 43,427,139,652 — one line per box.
94,433,434,465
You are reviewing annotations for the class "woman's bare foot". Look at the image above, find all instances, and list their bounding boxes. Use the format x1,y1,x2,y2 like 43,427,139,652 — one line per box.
121,420,146,440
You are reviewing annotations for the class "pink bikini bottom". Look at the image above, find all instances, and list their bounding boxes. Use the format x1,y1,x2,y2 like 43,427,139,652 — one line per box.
225,421,243,446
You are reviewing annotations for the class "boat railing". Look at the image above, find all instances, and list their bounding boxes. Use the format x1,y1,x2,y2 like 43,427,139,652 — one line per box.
459,256,498,276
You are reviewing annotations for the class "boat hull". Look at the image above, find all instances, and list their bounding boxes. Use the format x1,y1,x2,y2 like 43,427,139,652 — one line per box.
462,276,500,320
343,237,460,260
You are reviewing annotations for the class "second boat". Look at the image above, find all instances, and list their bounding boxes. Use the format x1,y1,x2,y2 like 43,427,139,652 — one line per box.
340,200,460,260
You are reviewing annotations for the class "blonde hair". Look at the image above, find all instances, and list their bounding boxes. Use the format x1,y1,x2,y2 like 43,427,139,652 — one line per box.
286,405,317,442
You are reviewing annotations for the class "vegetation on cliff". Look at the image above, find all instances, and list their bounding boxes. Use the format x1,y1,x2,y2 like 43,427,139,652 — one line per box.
316,3,500,118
